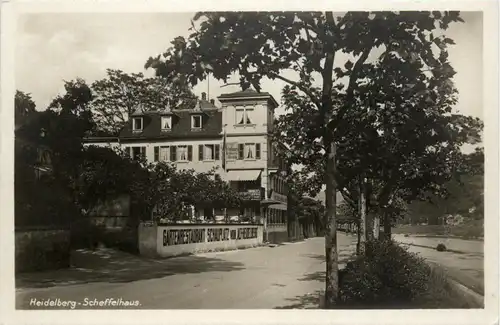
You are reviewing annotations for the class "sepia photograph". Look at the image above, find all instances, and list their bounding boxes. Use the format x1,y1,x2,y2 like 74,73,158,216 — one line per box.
1,2,498,324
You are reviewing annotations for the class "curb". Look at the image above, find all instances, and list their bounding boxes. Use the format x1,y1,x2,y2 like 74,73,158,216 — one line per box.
426,261,484,308
446,277,484,308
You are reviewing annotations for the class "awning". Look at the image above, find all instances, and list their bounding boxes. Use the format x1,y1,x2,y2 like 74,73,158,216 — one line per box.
268,204,287,211
226,170,262,181
260,199,282,205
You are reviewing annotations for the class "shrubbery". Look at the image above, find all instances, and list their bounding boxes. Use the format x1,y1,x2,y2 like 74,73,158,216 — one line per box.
338,239,431,308
436,243,447,252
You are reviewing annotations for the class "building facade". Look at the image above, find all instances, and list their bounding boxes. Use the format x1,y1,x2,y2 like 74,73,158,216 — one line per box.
84,89,289,239
86,90,287,235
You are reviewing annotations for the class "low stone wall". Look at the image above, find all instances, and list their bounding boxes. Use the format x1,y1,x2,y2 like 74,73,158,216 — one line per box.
15,227,71,273
138,223,264,258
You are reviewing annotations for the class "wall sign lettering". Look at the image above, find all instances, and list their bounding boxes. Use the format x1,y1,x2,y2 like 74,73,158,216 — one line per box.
162,227,258,246
163,228,205,246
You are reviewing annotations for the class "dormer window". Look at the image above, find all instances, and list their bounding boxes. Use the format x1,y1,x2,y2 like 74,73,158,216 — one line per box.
191,115,202,129
132,117,143,132
161,116,172,131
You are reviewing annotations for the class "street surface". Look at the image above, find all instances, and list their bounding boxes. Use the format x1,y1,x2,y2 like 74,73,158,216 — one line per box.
16,234,357,309
393,234,484,295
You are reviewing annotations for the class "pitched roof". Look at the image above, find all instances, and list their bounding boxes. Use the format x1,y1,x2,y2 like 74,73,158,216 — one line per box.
119,108,222,141
218,88,279,107
218,88,272,98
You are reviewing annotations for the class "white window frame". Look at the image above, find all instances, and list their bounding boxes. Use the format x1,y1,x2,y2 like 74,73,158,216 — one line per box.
244,143,256,160
204,144,215,161
132,117,143,132
177,145,188,162
161,116,172,131
191,115,202,129
160,146,169,161
235,107,254,125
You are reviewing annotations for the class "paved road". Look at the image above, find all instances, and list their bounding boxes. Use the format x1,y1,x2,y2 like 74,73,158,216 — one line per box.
16,234,357,309
393,234,484,295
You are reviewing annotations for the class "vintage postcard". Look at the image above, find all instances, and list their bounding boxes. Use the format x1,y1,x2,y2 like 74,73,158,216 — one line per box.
0,0,498,324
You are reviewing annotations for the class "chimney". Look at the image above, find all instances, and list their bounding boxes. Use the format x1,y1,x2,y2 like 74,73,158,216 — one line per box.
201,92,207,101
210,99,215,105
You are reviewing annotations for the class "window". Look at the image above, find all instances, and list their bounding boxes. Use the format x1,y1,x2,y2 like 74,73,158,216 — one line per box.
199,144,221,161
131,146,146,160
161,116,172,130
155,146,172,161
237,143,260,160
160,146,169,161
236,107,254,125
244,144,255,160
176,145,193,162
191,115,202,129
132,117,143,131
205,144,215,160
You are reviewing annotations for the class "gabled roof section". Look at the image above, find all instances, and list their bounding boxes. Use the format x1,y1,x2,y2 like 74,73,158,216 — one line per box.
119,109,222,141
218,88,279,108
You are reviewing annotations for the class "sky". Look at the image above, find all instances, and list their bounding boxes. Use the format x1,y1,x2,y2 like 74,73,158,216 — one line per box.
16,11,483,120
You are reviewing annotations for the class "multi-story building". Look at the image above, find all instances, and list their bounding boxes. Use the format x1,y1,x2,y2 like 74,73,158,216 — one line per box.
84,89,289,239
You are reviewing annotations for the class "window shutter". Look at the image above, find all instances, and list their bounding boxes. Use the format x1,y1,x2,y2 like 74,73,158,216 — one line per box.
188,145,193,161
154,146,159,162
215,144,220,160
170,146,177,161
255,143,261,159
198,145,204,161
238,144,244,160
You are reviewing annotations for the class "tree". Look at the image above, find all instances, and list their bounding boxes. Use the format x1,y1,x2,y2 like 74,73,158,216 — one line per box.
15,81,96,228
15,90,37,128
90,69,197,135
76,146,149,218
148,163,242,222
145,11,465,307
297,197,326,236
407,148,484,224
16,80,96,223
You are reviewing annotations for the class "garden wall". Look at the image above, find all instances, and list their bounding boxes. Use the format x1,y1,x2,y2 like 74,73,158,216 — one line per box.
138,223,264,258
15,227,70,273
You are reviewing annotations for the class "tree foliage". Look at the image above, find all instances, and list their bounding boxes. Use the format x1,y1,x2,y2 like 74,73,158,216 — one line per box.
15,82,95,227
15,90,37,128
90,69,197,135
143,10,466,307
148,163,241,222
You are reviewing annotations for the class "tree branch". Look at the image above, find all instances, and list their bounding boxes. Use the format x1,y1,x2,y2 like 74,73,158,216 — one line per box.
328,46,372,131
268,72,322,109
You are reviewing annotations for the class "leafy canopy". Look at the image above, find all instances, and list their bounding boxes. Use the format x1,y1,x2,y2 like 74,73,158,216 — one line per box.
90,69,197,135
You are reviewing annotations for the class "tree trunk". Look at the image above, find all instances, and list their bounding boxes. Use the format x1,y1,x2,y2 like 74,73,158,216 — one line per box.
324,141,338,308
373,214,380,240
383,213,392,240
358,175,368,255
